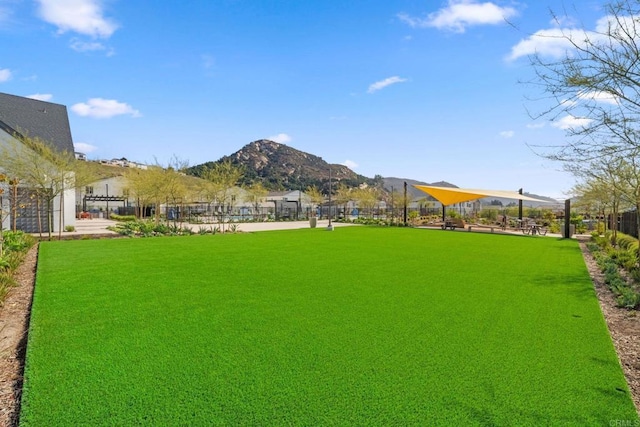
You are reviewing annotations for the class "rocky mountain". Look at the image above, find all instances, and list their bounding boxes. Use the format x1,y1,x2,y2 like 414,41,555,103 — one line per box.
187,139,377,191
186,140,560,203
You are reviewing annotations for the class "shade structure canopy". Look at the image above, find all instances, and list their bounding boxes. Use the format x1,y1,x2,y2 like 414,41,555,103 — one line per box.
413,185,554,206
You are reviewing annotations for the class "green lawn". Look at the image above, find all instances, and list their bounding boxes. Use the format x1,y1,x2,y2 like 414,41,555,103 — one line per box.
20,227,639,425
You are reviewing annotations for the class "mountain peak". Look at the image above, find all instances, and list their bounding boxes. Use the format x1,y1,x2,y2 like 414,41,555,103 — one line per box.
188,140,372,191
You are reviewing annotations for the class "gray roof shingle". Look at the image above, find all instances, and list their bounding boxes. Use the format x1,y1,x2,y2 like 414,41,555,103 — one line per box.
0,92,74,154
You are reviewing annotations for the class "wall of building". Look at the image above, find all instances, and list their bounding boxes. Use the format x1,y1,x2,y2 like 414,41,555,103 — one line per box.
0,131,76,233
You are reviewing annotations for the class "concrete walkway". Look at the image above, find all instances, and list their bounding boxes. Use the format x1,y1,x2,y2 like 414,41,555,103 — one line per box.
64,218,579,238
66,218,354,236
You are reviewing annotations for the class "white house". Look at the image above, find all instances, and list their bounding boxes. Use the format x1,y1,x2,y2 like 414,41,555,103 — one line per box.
77,175,131,217
0,92,76,233
265,190,313,219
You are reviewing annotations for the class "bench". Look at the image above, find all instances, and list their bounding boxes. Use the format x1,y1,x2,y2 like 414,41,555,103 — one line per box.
467,224,495,233
442,218,466,230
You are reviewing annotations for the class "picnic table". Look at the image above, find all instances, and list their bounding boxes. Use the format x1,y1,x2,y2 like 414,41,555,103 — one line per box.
522,223,547,236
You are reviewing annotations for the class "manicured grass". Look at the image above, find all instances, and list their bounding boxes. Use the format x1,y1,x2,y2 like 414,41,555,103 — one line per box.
20,227,639,425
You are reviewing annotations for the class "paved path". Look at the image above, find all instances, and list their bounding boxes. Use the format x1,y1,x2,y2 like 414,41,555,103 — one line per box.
69,218,354,236
68,218,580,238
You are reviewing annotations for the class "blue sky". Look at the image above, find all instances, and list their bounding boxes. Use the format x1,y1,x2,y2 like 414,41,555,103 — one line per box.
0,0,610,199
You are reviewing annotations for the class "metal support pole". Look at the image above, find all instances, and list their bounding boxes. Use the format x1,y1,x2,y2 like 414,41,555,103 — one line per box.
518,188,523,222
564,199,571,238
403,181,408,225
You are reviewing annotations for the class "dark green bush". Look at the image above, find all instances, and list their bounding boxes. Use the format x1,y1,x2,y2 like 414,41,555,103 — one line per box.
3,231,35,252
590,241,640,310
0,230,35,306
616,287,640,309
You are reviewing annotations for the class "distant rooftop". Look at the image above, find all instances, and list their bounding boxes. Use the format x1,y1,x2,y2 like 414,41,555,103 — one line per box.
0,92,74,154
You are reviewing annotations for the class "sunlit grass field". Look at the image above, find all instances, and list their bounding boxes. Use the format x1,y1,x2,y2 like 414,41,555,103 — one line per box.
20,227,639,425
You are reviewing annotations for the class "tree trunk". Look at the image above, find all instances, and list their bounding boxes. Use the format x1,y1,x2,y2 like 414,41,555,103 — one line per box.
36,196,43,240
11,183,17,232
58,184,64,240
47,197,53,241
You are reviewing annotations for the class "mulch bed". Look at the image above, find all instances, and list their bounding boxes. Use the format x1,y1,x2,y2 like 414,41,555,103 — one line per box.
0,245,37,427
0,239,637,426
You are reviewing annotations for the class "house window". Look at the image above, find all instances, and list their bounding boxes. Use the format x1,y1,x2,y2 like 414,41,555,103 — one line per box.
85,186,94,195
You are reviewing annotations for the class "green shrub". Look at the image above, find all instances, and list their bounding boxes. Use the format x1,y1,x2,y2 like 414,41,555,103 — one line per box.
591,233,612,250
64,225,75,232
548,221,561,234
0,273,16,303
617,234,637,250
610,248,638,271
3,231,34,253
616,287,640,309
586,242,601,253
153,223,169,235
109,214,137,222
604,263,619,285
0,231,32,305
4,251,25,271
608,276,627,294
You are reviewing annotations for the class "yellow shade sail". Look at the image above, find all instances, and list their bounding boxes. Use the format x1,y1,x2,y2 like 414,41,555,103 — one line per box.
413,185,554,206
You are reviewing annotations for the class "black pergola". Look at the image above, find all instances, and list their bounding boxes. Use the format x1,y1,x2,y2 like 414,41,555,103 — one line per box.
82,195,128,213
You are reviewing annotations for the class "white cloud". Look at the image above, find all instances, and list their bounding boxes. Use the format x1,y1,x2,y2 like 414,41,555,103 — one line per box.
551,115,593,130
268,133,291,144
367,76,407,93
507,28,585,61
526,122,545,129
342,160,358,169
0,68,11,82
71,98,141,119
70,38,108,52
27,93,53,101
577,90,619,106
506,14,633,61
36,0,118,38
499,130,514,138
74,142,98,153
398,0,518,33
